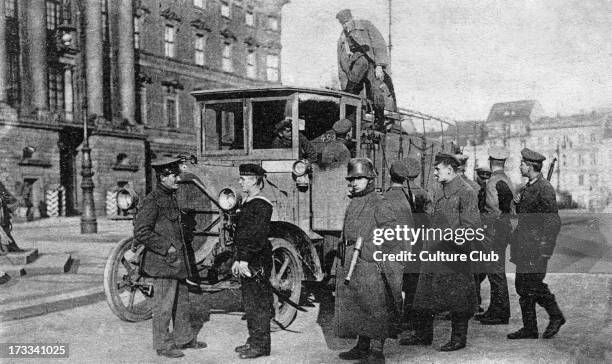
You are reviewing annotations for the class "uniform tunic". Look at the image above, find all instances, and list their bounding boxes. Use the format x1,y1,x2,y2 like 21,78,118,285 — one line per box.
412,175,480,314
334,187,403,340
321,138,351,166
234,195,274,352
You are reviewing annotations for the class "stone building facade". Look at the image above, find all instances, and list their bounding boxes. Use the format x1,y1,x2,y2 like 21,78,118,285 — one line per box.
0,0,287,218
459,100,612,210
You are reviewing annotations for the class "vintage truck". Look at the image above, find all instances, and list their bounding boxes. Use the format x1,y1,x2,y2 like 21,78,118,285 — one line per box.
103,86,453,330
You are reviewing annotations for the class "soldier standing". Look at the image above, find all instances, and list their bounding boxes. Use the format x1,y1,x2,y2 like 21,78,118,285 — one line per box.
232,164,274,359
398,157,431,331
321,119,352,166
404,153,480,351
508,148,565,339
473,162,491,315
134,157,206,358
476,148,513,325
335,158,402,363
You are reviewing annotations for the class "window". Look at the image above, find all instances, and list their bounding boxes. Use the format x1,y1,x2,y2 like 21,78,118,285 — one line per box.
221,1,230,18
590,152,596,165
202,102,244,152
252,99,289,149
46,1,59,30
101,0,108,41
562,154,566,167
136,86,147,124
5,0,16,17
578,175,584,186
133,16,141,49
245,10,254,26
268,16,278,31
246,50,257,78
266,54,279,81
222,42,232,72
166,97,178,128
164,25,175,58
194,34,205,65
578,153,584,165
193,0,205,8
47,66,64,112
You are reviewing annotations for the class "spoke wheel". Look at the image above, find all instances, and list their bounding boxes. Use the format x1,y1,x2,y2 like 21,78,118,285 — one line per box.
270,238,303,331
103,237,154,322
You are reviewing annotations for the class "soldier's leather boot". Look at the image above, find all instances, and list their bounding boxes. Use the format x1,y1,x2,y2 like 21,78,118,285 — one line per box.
440,315,468,351
540,296,566,339
156,348,184,358
399,312,433,346
507,327,539,339
508,298,539,339
235,344,251,353
339,336,370,360
238,347,269,359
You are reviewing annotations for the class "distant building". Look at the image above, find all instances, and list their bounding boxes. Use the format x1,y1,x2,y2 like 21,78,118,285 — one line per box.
0,0,287,218
457,100,612,210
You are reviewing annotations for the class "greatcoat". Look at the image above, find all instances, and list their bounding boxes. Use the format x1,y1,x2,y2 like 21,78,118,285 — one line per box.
334,187,403,340
412,175,480,314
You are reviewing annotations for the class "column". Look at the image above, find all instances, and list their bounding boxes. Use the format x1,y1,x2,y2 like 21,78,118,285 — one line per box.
27,0,48,111
0,0,7,103
64,67,73,121
85,0,103,117
117,0,135,123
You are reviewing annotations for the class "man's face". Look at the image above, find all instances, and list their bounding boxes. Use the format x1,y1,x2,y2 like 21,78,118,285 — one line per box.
519,160,531,177
347,177,369,194
279,127,292,141
239,175,258,194
433,162,455,183
476,172,491,186
160,173,180,190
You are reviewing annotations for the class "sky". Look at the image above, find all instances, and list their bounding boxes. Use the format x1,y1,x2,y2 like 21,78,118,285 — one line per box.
280,0,612,121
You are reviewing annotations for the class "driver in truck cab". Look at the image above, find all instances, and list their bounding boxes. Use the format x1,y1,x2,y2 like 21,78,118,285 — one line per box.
271,117,317,163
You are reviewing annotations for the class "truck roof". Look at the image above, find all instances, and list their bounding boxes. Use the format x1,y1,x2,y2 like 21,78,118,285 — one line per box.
190,86,361,101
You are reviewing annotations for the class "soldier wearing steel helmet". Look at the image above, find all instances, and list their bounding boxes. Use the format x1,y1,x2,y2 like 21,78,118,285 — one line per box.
334,158,401,363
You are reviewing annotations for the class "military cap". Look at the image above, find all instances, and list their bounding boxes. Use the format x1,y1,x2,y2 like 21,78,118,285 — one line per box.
336,9,352,23
274,119,292,133
151,156,182,176
475,160,492,173
454,154,469,165
389,160,410,180
488,147,509,161
332,119,352,134
434,153,460,167
521,148,546,163
403,157,421,178
239,163,267,177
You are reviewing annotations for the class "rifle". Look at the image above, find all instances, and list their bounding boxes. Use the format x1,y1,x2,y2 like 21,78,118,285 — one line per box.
546,157,557,182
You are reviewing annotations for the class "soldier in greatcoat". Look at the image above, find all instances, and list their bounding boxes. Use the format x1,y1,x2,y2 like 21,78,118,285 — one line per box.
335,158,402,363
232,164,275,359
321,119,352,166
336,9,397,129
397,157,431,331
507,148,565,340
134,157,206,358
403,153,480,352
476,148,514,325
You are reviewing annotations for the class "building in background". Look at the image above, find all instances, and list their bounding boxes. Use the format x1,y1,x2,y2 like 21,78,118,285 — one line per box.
0,0,287,218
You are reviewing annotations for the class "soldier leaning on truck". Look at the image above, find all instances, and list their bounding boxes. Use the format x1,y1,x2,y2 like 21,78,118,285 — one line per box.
134,157,206,359
335,158,403,364
507,148,565,340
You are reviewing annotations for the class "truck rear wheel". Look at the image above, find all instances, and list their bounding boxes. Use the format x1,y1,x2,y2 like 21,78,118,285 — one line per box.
270,237,303,331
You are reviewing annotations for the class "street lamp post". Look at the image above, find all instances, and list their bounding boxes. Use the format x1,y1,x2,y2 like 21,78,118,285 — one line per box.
81,114,97,234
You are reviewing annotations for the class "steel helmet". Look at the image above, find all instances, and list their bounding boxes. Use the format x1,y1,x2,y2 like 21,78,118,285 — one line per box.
346,158,377,180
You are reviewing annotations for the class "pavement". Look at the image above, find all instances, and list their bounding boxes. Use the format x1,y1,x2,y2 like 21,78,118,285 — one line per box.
0,213,611,362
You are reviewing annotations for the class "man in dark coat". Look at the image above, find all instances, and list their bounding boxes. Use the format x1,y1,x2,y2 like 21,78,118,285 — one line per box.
507,148,565,340
473,162,492,315
321,119,352,166
134,157,206,358
271,117,317,162
398,157,431,330
336,9,397,129
335,158,402,363
404,153,480,352
476,148,514,325
232,163,274,359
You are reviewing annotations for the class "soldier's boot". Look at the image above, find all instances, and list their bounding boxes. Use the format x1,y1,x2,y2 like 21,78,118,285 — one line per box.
540,297,566,339
508,299,539,339
339,335,370,360
399,311,433,345
358,339,385,364
440,314,468,351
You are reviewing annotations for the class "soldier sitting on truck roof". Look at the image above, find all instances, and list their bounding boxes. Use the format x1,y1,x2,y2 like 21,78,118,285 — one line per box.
271,117,317,163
